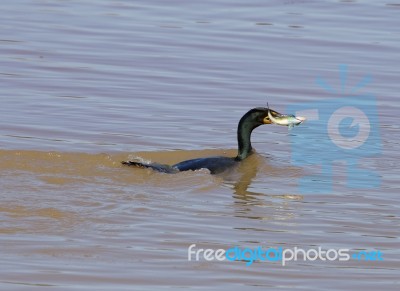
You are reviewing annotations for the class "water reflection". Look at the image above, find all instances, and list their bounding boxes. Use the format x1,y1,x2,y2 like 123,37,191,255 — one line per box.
219,153,302,221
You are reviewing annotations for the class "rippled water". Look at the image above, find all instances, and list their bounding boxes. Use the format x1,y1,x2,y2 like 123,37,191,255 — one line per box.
1,0,399,290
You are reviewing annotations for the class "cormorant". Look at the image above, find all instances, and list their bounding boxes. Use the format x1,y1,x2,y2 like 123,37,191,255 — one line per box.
122,107,291,174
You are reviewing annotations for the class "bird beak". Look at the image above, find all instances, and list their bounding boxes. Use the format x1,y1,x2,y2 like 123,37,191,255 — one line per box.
295,116,307,124
263,109,281,124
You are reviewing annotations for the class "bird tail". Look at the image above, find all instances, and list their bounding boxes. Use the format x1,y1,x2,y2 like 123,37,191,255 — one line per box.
121,161,177,173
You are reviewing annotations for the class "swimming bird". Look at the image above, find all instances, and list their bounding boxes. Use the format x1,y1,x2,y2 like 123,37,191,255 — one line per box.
122,107,301,174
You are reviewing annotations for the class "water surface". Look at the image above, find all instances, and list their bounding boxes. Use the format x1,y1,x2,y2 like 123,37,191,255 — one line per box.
0,0,399,290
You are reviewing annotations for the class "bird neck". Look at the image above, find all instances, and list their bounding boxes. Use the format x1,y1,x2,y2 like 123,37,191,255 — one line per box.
235,115,260,161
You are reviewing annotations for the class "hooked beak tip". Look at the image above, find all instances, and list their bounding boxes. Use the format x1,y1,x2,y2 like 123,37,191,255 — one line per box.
295,116,307,123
